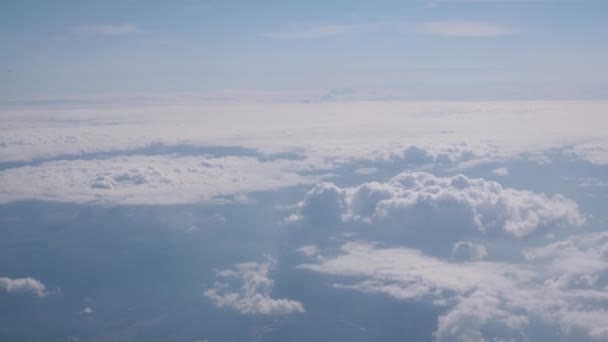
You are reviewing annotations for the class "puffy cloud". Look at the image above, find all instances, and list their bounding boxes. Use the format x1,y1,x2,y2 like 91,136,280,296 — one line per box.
205,259,305,315
291,172,584,251
299,232,608,341
451,241,488,261
0,276,49,297
297,183,347,225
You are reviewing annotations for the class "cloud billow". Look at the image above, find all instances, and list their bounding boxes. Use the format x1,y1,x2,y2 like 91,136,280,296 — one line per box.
290,172,584,251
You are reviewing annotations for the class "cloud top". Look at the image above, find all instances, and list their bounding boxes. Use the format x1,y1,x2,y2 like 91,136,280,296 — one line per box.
292,172,584,241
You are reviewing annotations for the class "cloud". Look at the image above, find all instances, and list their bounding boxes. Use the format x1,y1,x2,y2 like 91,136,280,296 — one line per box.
297,183,348,225
299,232,608,341
263,24,381,39
1,101,606,167
70,24,144,36
354,167,379,175
291,172,584,249
0,155,318,205
205,259,305,315
265,20,516,40
419,21,516,37
451,241,488,261
1,101,607,205
81,307,93,315
0,276,49,296
492,167,509,176
297,245,321,258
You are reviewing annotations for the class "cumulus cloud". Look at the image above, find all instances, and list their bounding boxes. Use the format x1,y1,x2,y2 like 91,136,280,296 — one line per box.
205,259,305,315
0,276,49,296
299,232,608,341
296,183,348,225
291,172,584,250
451,241,488,261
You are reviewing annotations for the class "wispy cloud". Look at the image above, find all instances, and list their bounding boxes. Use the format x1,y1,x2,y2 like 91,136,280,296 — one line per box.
70,24,144,36
0,276,49,297
263,24,382,39
419,21,516,37
428,0,548,4
266,21,515,40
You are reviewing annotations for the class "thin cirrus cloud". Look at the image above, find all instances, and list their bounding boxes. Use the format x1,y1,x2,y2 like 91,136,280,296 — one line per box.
263,23,384,39
264,21,515,39
69,24,144,36
418,21,517,37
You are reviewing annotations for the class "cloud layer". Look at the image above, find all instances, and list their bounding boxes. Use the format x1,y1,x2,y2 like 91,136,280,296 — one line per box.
0,156,316,204
1,101,606,205
300,232,608,341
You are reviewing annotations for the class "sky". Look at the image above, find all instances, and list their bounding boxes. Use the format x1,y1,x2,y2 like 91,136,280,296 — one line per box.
2,0,608,100
1,1,608,342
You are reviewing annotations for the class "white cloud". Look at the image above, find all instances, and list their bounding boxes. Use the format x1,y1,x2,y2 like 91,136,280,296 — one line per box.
2,101,605,168
299,232,608,341
491,167,509,176
419,21,516,37
1,101,607,205
451,241,488,261
205,259,305,315
81,307,93,315
70,24,144,36
297,245,321,257
0,276,49,297
0,156,318,205
292,172,584,242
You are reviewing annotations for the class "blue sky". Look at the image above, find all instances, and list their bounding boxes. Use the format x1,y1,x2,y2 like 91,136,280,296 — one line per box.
2,0,608,99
